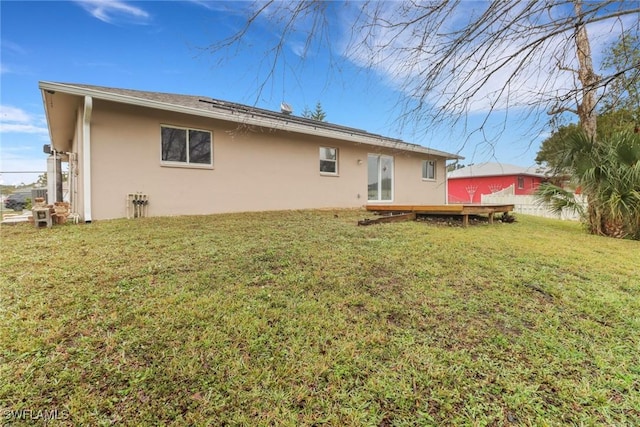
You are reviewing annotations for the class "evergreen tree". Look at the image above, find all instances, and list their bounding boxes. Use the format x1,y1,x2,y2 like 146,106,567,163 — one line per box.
302,102,327,121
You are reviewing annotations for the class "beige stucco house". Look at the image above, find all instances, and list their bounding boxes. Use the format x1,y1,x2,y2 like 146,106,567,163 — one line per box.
39,82,461,221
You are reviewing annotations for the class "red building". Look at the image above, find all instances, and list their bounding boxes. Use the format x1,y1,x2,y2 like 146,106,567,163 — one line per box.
447,163,548,204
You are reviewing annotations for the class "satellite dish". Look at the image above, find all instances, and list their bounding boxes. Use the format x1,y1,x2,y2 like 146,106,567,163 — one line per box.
280,102,293,115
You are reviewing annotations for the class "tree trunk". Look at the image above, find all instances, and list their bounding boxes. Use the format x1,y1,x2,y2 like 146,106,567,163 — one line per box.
574,0,598,142
573,0,607,236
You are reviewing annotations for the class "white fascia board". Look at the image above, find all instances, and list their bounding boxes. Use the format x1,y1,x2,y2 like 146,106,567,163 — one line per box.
39,81,462,160
40,86,56,148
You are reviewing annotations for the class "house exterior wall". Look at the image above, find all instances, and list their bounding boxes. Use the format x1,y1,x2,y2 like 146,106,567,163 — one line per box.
81,100,447,220
392,153,447,204
448,175,544,204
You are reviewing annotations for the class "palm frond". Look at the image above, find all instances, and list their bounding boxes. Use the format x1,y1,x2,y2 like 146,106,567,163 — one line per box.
541,130,640,238
534,183,585,217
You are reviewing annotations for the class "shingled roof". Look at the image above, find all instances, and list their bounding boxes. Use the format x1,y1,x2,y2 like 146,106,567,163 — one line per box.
39,81,462,160
448,162,548,178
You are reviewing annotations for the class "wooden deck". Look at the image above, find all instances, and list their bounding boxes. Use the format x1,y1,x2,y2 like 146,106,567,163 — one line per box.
363,204,515,227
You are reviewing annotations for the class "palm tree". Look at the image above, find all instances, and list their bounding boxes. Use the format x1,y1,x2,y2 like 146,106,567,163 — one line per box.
534,183,585,218
535,131,640,239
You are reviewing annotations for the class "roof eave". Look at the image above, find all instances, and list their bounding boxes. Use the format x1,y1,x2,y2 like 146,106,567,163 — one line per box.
449,172,548,179
40,86,55,150
38,81,462,159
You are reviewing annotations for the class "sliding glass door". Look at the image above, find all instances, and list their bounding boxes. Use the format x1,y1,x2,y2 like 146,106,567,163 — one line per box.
367,154,394,201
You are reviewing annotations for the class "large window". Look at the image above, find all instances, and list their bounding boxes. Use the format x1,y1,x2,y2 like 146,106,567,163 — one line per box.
422,160,436,180
161,125,212,166
368,154,394,201
320,147,338,174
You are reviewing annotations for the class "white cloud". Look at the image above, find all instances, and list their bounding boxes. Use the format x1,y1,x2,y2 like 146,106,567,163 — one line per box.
0,143,48,185
288,41,307,58
0,152,47,185
337,2,637,116
0,40,27,55
1,105,30,123
186,0,219,11
0,123,49,134
0,106,49,185
0,106,48,135
74,0,150,25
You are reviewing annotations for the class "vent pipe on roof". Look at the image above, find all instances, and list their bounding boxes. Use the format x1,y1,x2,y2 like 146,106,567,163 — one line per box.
280,102,292,115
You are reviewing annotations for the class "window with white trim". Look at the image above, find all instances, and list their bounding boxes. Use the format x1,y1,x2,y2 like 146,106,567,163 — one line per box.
422,160,436,180
161,125,212,166
319,147,338,174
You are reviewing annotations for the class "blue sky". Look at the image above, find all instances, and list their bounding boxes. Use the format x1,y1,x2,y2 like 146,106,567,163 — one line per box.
0,0,631,185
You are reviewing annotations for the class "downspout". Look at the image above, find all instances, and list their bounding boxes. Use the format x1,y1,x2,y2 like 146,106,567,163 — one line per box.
46,151,55,203
82,96,93,222
53,150,57,203
67,152,77,217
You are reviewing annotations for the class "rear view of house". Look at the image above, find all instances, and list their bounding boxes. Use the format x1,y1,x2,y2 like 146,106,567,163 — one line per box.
40,82,461,221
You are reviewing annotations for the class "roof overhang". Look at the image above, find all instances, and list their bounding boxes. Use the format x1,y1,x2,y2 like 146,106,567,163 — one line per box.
39,81,463,160
40,86,83,153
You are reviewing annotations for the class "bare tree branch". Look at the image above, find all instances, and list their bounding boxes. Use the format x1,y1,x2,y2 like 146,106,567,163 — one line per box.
205,0,640,149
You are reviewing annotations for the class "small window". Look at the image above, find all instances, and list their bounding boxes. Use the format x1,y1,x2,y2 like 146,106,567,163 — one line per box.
320,147,338,174
161,125,212,166
422,160,436,180
517,176,525,189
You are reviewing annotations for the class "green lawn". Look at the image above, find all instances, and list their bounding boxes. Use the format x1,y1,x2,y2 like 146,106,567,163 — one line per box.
1,210,639,426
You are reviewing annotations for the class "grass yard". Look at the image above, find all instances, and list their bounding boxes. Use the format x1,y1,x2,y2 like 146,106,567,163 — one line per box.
1,210,639,426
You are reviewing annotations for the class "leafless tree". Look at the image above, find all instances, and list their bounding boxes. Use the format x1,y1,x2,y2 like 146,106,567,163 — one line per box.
207,0,639,146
